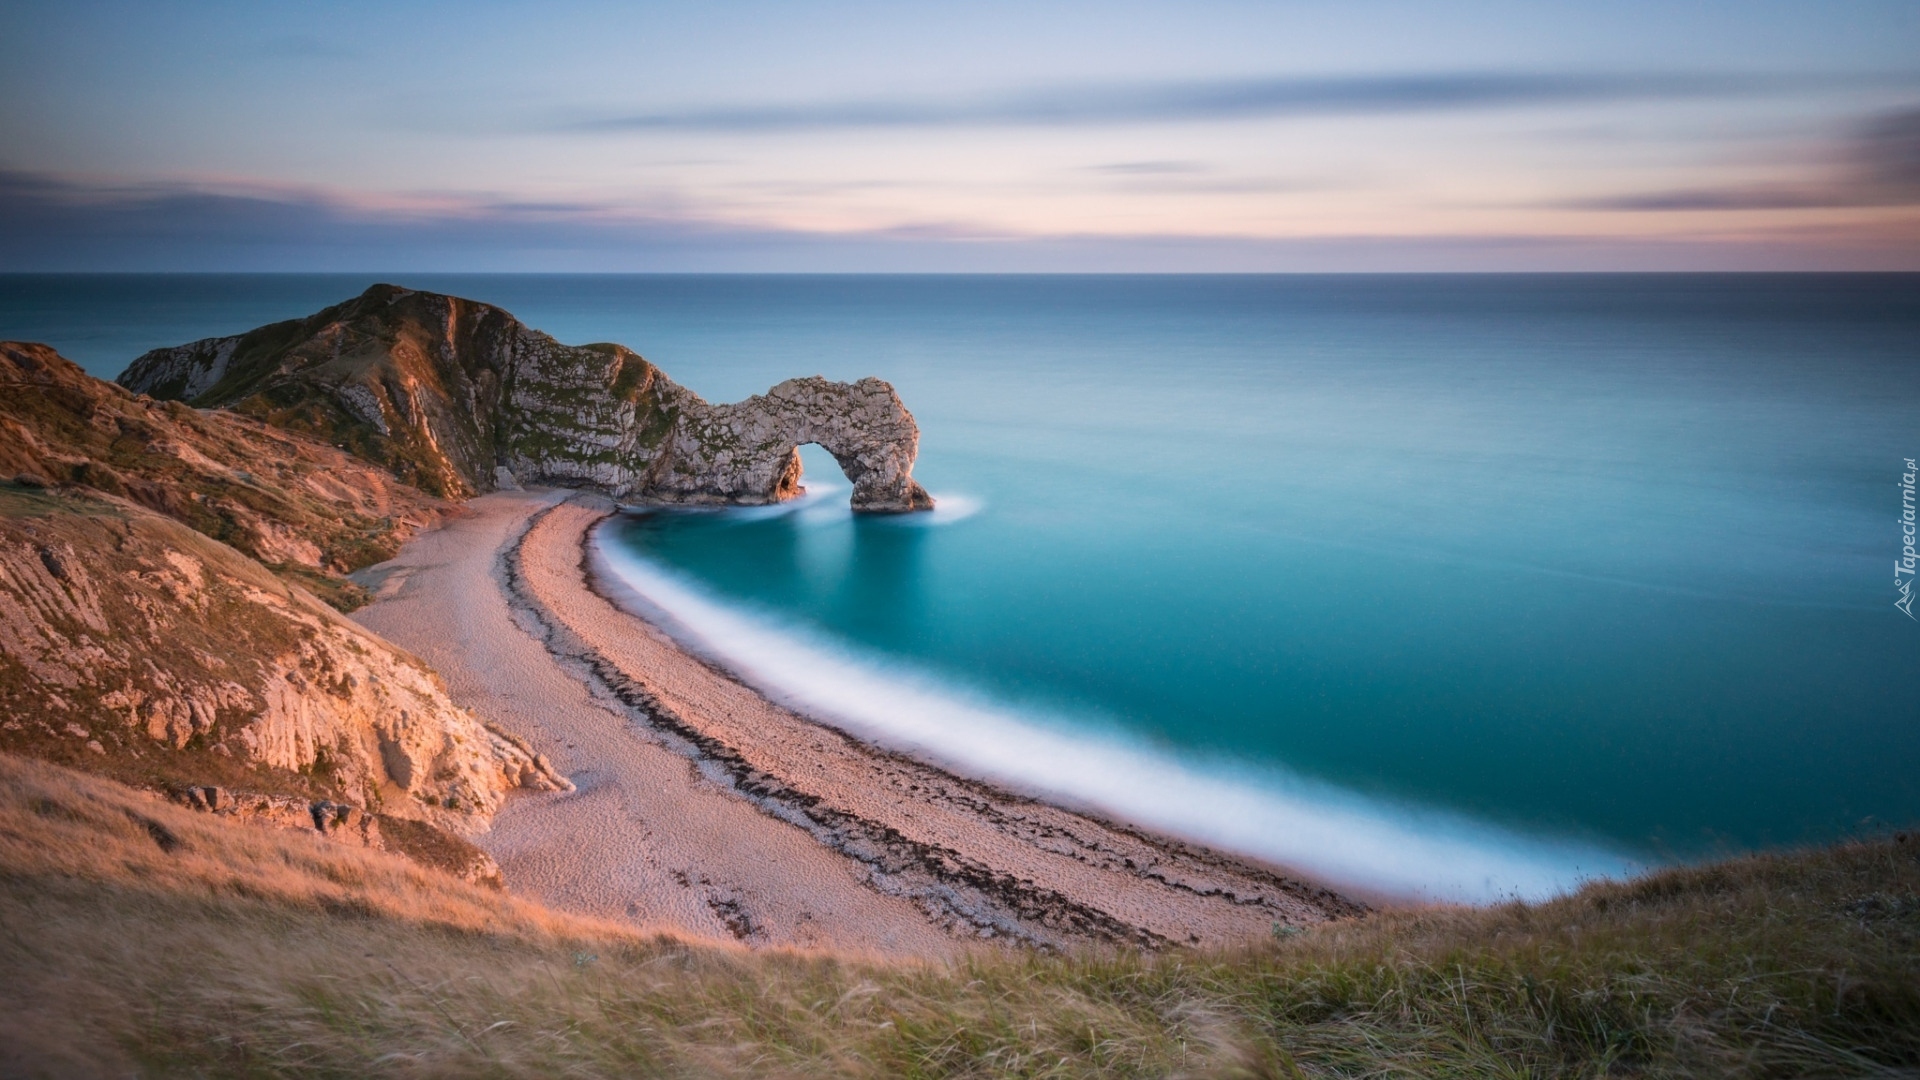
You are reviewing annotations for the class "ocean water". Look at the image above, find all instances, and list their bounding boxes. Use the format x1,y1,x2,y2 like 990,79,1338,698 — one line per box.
6,273,1917,900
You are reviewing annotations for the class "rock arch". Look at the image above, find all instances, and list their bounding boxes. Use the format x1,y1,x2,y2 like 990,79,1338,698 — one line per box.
639,377,935,513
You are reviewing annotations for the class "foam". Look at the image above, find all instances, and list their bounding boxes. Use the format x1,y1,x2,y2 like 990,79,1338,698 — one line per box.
593,536,1640,903
632,483,982,526
901,491,984,524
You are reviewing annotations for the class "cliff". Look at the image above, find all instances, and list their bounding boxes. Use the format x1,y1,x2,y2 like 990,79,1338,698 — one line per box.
1,340,570,863
119,284,935,512
1,340,448,610
0,480,569,839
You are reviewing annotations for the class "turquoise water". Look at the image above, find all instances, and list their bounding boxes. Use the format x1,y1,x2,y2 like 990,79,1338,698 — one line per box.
6,274,1917,897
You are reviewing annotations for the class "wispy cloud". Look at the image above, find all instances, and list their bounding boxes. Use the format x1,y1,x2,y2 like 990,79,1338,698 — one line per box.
3,168,1916,272
1565,187,1900,211
1856,107,1920,191
567,71,1880,134
1085,161,1210,175
0,170,697,267
1564,105,1920,212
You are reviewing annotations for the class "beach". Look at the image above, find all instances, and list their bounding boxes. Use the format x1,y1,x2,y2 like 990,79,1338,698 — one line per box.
352,490,1362,955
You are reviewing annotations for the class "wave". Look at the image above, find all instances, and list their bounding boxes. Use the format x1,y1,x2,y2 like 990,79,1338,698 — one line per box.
798,485,985,525
904,492,983,524
633,485,984,526
592,534,1640,903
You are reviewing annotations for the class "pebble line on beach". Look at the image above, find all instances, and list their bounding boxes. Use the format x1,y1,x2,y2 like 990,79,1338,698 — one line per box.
501,494,1365,950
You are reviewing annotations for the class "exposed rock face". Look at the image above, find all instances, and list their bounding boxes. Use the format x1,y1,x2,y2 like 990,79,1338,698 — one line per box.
0,482,570,836
170,784,507,886
649,376,935,512
176,785,385,848
1,341,449,610
119,284,935,512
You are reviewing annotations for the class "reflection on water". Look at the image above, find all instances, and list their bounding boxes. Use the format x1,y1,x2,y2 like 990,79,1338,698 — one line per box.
619,447,935,645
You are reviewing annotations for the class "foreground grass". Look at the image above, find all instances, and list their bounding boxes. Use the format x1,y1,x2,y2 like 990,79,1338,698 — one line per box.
0,755,1915,1078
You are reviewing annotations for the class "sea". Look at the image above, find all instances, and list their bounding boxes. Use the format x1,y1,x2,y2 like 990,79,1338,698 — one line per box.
5,273,1917,901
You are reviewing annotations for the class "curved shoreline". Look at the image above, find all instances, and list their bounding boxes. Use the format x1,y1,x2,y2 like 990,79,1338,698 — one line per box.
516,494,1366,943
358,490,1363,955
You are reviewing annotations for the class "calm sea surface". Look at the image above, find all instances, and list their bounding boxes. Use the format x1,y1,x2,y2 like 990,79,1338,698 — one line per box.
6,273,1917,897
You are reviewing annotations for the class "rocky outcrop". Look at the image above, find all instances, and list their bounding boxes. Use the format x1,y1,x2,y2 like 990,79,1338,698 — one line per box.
644,376,935,512
1,341,449,610
169,784,507,886
0,482,570,837
118,285,934,512
176,785,385,848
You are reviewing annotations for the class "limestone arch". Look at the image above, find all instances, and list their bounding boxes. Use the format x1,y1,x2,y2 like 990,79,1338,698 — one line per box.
641,376,934,513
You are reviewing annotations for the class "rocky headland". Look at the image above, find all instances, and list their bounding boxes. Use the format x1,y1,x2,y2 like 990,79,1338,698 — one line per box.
120,283,935,512
2,340,448,610
0,480,566,825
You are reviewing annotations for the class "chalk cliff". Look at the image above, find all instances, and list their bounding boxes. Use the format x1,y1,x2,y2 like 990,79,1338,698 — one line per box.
120,284,935,512
0,481,570,838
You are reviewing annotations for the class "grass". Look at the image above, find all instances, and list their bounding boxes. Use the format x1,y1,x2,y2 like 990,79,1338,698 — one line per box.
1,752,1915,1078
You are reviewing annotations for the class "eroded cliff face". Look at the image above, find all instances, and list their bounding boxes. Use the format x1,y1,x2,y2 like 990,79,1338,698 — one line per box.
1,341,449,610
118,284,934,512
0,483,569,835
647,376,936,512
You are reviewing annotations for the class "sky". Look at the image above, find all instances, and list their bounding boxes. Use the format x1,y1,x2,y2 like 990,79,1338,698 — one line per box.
2,0,1918,271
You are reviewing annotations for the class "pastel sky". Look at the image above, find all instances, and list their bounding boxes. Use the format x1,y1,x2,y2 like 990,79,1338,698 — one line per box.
3,0,1918,270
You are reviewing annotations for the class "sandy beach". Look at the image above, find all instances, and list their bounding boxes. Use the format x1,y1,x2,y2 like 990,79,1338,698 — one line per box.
353,491,1361,955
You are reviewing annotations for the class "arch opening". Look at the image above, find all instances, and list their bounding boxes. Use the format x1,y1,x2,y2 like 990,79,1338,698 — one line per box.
793,442,855,503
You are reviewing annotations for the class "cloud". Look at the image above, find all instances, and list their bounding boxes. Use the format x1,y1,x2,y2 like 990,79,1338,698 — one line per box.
1074,160,1349,195
568,71,1870,134
1085,161,1210,175
1,169,1916,272
1563,187,1886,211
1856,106,1920,192
0,170,729,269
1562,105,1920,213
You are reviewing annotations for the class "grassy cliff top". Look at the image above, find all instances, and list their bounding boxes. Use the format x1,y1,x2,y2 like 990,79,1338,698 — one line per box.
1,752,1913,1078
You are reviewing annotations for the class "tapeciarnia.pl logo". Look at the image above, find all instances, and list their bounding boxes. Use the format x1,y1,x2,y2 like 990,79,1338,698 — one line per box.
1899,457,1917,620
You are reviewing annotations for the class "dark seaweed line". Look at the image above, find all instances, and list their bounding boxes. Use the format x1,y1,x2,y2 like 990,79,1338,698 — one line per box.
498,497,1168,950
574,510,1363,924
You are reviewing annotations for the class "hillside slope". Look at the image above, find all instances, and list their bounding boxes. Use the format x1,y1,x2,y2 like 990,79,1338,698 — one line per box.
1,752,1914,1078
0,481,569,840
1,340,448,609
